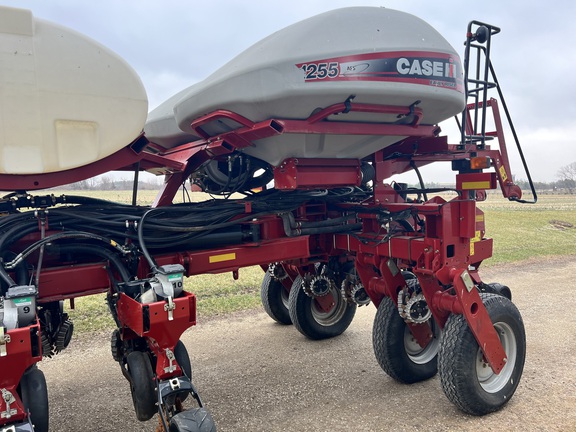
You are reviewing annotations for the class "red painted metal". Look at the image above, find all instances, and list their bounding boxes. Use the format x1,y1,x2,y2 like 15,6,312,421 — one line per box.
154,236,311,276
116,292,196,380
274,158,362,190
0,144,142,191
440,267,506,373
37,263,110,302
0,323,42,423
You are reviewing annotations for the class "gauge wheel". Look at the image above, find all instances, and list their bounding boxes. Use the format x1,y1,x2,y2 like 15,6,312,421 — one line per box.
288,275,356,340
127,350,157,421
19,365,49,432
439,293,526,415
373,296,440,383
261,271,292,325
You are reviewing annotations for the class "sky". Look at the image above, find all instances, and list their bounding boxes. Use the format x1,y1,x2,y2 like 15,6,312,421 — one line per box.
2,0,575,184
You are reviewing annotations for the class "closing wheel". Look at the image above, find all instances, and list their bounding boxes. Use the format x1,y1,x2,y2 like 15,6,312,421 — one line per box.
288,275,356,340
372,297,440,384
173,340,193,403
169,408,216,432
127,351,157,421
260,271,292,325
19,365,49,432
175,340,192,379
438,293,526,415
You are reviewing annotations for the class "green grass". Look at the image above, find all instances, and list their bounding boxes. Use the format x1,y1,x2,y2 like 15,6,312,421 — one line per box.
61,191,575,333
67,266,264,333
479,193,576,265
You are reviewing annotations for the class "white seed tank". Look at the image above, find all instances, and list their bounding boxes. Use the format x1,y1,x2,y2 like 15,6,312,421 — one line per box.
145,7,465,166
0,6,148,175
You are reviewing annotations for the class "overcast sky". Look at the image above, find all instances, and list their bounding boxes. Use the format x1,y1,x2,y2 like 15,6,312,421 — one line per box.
3,0,575,183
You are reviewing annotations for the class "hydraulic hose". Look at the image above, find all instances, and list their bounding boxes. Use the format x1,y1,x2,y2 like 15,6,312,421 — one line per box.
4,231,126,270
280,212,361,237
57,244,131,283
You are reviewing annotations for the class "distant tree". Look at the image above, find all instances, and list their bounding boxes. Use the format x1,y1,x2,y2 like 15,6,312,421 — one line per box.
557,162,576,194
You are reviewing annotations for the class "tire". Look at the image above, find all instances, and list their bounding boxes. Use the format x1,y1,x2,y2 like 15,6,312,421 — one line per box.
288,275,356,340
127,351,157,421
19,365,49,432
173,340,193,403
438,293,526,415
169,408,217,432
372,297,440,384
487,282,512,300
174,340,192,379
260,271,292,325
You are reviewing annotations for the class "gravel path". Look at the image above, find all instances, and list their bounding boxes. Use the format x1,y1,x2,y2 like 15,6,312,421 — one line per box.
40,257,576,431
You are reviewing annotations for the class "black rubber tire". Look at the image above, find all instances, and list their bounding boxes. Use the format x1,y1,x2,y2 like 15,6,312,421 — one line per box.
174,340,192,379
372,297,440,384
288,275,356,340
438,293,526,416
260,271,292,325
487,282,512,300
169,408,217,432
174,340,193,403
19,365,49,432
127,351,157,421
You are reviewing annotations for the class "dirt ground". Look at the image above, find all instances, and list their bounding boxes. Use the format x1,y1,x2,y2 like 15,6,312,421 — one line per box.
40,257,576,432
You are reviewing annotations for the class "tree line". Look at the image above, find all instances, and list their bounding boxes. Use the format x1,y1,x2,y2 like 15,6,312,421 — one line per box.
63,162,576,194
66,174,163,191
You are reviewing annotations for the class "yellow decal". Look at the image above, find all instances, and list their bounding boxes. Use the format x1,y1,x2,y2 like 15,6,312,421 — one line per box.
499,165,508,182
470,230,481,256
475,214,484,223
209,253,236,264
462,181,491,190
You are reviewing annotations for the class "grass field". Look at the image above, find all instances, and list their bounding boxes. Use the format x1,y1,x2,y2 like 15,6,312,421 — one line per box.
48,189,575,333
479,193,576,265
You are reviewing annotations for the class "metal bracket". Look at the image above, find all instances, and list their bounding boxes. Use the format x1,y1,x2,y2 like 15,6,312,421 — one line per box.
163,296,175,321
386,259,400,277
163,348,176,374
1,389,16,420
168,378,181,391
0,328,10,357
460,270,475,292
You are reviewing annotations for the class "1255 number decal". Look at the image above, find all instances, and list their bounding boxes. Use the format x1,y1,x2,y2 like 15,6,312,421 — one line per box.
301,62,339,80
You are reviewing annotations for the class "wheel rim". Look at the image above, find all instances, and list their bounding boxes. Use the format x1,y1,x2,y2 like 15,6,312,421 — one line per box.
311,286,347,327
404,321,440,365
475,321,517,393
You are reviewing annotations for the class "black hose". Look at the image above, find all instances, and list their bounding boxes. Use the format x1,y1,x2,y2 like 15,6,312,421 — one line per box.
57,244,131,283
280,213,361,237
138,208,160,272
5,231,126,269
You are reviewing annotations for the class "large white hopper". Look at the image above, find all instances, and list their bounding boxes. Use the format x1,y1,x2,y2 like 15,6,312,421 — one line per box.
0,6,148,175
145,7,465,166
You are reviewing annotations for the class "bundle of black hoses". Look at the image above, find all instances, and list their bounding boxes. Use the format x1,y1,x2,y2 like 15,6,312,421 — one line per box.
0,188,370,286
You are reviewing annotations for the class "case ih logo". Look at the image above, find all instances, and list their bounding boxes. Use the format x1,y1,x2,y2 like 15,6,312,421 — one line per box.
396,57,457,78
296,51,463,92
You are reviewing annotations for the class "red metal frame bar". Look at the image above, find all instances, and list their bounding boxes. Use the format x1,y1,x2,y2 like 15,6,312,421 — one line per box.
274,158,362,190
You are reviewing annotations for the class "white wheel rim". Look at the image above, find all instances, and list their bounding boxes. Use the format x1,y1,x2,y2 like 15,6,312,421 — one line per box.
476,321,517,393
311,286,347,327
404,321,440,364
